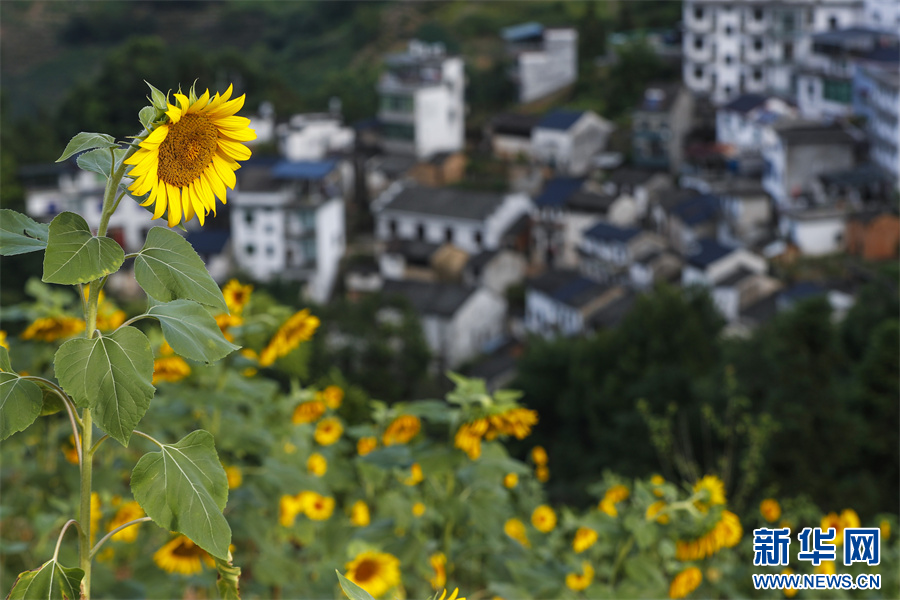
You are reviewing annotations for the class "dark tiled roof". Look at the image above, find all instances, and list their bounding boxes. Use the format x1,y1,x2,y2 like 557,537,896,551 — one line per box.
566,191,616,214
236,164,283,192
272,160,337,180
721,93,768,114
774,122,860,146
383,186,506,221
373,154,418,178
672,194,720,226
779,281,827,303
535,177,584,208
588,288,637,329
636,84,681,113
502,22,544,42
185,230,229,255
537,109,584,131
820,163,893,188
382,279,477,318
490,113,541,137
385,239,441,266
605,167,657,187
584,221,642,243
716,266,756,288
686,238,737,268
528,269,609,309
466,249,499,272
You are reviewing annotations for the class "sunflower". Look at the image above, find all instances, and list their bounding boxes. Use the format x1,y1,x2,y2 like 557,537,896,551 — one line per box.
107,501,145,543
321,385,344,409
675,510,742,560
224,465,243,489
503,473,518,489
279,494,304,528
302,492,335,521
153,534,215,575
21,316,84,342
693,475,726,512
454,419,488,460
430,552,447,589
344,551,401,598
565,561,594,592
504,518,531,548
485,407,538,440
314,417,343,446
821,512,843,545
437,589,465,600
0,330,8,350
307,452,327,476
531,446,548,465
259,309,320,367
382,415,421,446
881,519,891,541
152,356,191,384
573,526,598,553
350,500,370,527
669,566,702,599
599,484,630,517
412,502,426,517
222,279,253,315
292,400,326,425
760,498,781,523
125,85,255,227
531,505,557,533
651,474,666,497
357,436,378,456
646,501,670,524
403,463,424,486
536,465,550,482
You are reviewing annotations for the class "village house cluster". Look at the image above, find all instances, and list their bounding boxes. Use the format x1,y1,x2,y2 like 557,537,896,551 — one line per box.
21,1,900,385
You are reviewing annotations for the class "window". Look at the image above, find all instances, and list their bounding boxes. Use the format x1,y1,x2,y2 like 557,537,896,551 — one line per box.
694,7,704,20
694,65,704,80
266,245,274,257
445,227,453,243
725,55,733,65
694,36,704,50
380,94,413,113
475,231,483,248
416,223,425,240
754,68,763,81
725,25,733,36
244,210,254,225
784,42,793,61
724,85,732,97
245,244,255,255
823,78,852,104
754,38,763,51
754,7,763,21
388,219,398,237
808,82,815,96
828,15,838,29
382,123,415,141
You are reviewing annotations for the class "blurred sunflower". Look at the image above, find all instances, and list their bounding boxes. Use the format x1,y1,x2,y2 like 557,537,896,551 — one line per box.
382,414,421,446
760,498,781,522
531,505,557,533
152,356,191,384
646,501,670,524
669,566,702,599
357,436,377,456
503,473,518,489
344,551,401,598
0,330,8,350
599,484,630,517
321,385,344,409
224,465,243,489
693,475,726,512
350,500,370,527
125,85,256,227
303,492,335,521
107,501,145,543
259,309,320,367
222,279,253,315
153,534,215,575
293,399,326,425
412,502,426,517
504,518,530,547
314,417,343,446
307,452,327,476
21,316,84,342
573,526,598,553
429,552,447,589
565,561,594,592
403,463,424,486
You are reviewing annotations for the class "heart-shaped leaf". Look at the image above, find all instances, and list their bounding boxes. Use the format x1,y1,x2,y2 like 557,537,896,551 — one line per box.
134,228,228,312
0,210,50,256
0,373,42,441
54,327,154,446
76,148,127,178
6,559,83,600
42,212,124,285
131,430,231,559
148,300,238,364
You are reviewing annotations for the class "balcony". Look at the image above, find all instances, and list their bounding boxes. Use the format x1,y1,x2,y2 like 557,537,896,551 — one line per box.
684,14,714,34
685,41,714,63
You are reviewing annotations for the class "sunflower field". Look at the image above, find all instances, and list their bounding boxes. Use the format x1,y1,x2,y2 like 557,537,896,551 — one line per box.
1,275,897,599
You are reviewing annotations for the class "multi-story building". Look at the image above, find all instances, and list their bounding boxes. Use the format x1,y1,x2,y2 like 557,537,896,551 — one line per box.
855,64,900,184
230,160,346,302
682,0,863,104
797,27,899,119
631,84,695,172
377,40,465,159
502,22,578,104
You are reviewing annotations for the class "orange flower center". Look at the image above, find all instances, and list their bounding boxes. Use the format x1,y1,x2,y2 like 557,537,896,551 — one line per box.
158,114,218,187
355,559,378,582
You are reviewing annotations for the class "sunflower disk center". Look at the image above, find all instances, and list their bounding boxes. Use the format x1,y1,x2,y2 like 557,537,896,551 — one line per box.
355,560,378,581
157,113,218,188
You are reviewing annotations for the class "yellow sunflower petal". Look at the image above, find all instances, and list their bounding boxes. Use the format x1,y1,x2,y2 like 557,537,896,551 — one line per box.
196,172,217,213
182,184,197,224
141,125,170,148
141,184,158,208
218,138,252,161
203,84,233,113
219,127,257,143
153,184,168,220
203,169,226,202
215,116,253,130
174,93,190,112
189,89,210,112
166,183,182,227
212,153,238,189
206,95,245,120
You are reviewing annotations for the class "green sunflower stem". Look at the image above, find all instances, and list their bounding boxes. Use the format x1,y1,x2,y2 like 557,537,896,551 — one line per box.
79,407,93,600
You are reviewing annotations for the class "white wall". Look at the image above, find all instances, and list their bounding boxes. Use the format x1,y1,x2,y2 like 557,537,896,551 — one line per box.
308,197,345,303
446,288,507,367
525,289,583,338
518,29,578,103
780,214,846,255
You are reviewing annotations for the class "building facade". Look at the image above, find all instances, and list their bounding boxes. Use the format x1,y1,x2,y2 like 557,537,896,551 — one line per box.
502,23,579,104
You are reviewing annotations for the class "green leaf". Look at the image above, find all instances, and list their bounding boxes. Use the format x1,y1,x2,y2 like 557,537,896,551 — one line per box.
0,373,42,441
0,210,49,256
42,212,125,285
131,430,231,559
6,559,83,600
138,106,157,130
56,132,118,163
134,228,228,312
146,81,168,110
54,327,154,446
214,554,241,600
76,148,126,178
0,346,11,373
336,570,377,600
148,300,238,364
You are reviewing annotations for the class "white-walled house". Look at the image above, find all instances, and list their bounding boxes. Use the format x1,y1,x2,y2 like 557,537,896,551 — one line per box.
778,206,848,255
716,94,798,155
375,184,532,256
25,166,156,253
230,160,346,303
377,40,465,159
524,269,624,338
502,23,578,104
277,112,355,162
382,279,507,369
531,110,613,176
682,238,768,287
578,222,667,283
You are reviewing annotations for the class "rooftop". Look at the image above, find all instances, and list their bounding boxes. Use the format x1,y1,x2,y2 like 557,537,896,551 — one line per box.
272,160,338,181
672,194,720,226
381,279,477,318
635,84,681,113
566,190,617,214
384,239,441,266
588,288,637,329
715,266,757,288
382,185,506,221
528,269,610,309
774,121,860,146
583,221,642,243
490,112,541,137
605,167,658,187
535,177,584,208
502,22,544,43
536,109,585,131
721,93,768,115
686,238,737,269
